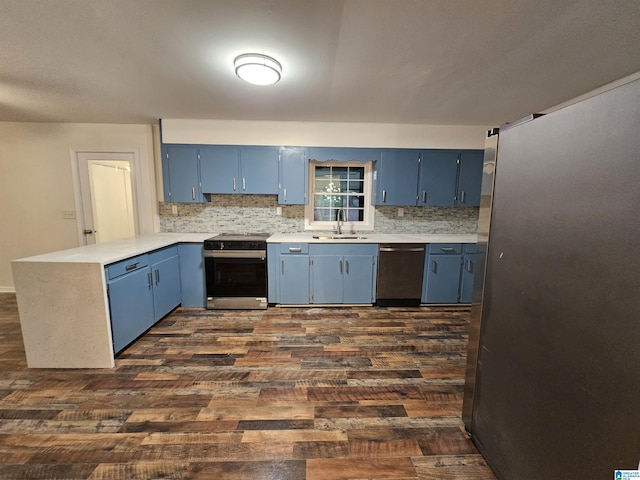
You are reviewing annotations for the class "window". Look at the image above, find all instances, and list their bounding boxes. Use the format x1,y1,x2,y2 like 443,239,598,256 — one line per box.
305,161,375,231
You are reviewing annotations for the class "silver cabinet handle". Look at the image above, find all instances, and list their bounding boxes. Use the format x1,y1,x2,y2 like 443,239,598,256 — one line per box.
288,247,302,253
281,259,284,275
283,188,287,202
147,271,153,289
339,259,343,274
422,191,427,203
466,258,474,273
382,190,387,202
460,191,466,203
192,187,196,200
431,259,437,273
242,178,246,191
345,259,349,274
125,262,139,271
233,178,237,191
155,269,160,284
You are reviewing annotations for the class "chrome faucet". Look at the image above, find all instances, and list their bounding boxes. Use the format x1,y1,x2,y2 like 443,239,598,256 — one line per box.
335,208,346,235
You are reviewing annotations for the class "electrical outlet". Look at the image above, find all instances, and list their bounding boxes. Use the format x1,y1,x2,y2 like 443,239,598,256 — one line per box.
171,205,178,215
398,207,404,217
62,210,76,220
276,206,282,216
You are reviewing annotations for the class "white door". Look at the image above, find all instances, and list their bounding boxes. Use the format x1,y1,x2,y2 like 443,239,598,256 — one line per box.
76,152,138,245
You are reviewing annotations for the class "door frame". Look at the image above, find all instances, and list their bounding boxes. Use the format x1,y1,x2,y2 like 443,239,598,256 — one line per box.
70,148,143,245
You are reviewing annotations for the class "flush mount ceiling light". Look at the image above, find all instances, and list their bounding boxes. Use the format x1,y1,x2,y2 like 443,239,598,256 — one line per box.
234,53,282,85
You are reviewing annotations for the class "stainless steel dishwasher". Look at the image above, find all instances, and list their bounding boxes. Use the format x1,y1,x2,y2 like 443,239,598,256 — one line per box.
376,244,426,306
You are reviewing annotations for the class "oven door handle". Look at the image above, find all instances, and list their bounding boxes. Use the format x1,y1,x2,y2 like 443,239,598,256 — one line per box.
204,250,266,259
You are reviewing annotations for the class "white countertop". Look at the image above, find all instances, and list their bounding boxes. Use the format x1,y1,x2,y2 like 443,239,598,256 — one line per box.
13,233,215,266
267,233,478,244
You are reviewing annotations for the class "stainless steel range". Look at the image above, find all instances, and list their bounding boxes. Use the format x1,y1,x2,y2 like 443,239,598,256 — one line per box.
203,233,270,309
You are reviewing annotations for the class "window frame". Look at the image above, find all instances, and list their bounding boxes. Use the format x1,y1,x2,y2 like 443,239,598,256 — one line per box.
304,160,375,232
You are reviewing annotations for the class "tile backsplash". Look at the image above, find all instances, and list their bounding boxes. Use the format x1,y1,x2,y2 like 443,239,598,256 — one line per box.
159,195,478,234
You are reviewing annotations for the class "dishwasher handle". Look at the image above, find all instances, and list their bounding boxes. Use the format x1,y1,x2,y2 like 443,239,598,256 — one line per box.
379,246,425,252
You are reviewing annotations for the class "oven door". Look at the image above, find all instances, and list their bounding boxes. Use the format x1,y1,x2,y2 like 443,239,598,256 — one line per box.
204,250,267,309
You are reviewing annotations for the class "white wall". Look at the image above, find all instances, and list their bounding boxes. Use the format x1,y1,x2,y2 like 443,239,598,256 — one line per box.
161,119,487,149
0,122,157,290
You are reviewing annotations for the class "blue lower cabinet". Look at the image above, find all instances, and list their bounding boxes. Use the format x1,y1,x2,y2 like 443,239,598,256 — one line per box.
343,255,376,304
150,247,181,321
279,255,310,304
422,243,476,304
178,243,206,307
311,255,344,303
107,266,155,353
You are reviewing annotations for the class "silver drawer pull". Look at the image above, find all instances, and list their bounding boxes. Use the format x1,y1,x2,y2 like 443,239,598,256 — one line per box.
288,247,302,253
125,262,139,271
440,247,456,253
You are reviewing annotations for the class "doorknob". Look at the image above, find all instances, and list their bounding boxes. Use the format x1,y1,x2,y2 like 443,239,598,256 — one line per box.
83,229,95,235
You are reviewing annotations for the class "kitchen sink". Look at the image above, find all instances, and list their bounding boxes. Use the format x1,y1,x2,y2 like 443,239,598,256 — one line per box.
312,235,367,240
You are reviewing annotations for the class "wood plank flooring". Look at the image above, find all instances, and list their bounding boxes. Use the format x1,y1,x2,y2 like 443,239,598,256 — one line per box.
0,293,496,479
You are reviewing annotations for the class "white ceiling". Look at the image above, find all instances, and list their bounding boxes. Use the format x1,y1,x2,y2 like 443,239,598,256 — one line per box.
2,0,640,126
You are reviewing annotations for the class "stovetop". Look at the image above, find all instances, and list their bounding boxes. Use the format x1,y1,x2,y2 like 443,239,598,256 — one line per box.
204,232,270,250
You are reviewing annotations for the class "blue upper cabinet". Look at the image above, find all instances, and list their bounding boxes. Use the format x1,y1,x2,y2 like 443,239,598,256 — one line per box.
418,150,459,206
163,145,202,202
200,145,240,194
279,148,307,204
200,145,279,194
374,149,420,205
240,146,279,194
457,150,483,206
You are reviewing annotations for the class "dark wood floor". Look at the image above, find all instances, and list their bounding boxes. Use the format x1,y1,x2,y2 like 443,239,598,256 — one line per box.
0,293,495,479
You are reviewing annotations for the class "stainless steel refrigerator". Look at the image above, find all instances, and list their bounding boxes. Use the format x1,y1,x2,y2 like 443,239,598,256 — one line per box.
463,78,640,479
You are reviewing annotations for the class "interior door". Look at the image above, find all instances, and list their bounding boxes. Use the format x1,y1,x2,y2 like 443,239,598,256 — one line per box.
76,152,138,245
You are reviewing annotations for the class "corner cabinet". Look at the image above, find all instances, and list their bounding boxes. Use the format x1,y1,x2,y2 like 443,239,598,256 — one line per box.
106,246,181,353
422,243,476,304
162,145,202,202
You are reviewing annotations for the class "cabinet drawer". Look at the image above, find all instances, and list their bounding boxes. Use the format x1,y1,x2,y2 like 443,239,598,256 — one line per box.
280,243,309,254
428,243,462,255
106,254,149,280
463,243,477,254
149,245,178,264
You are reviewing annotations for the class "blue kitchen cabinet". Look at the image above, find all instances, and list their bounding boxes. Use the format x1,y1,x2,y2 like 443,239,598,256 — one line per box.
106,256,155,353
374,150,420,205
163,145,202,202
311,255,344,303
418,150,459,206
459,243,477,303
200,145,240,194
422,243,463,304
179,243,206,307
457,150,484,206
279,148,307,204
149,246,181,320
200,145,279,194
240,146,279,194
277,243,310,304
310,244,377,304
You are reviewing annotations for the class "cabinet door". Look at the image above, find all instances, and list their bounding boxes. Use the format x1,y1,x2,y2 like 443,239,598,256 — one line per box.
375,150,420,205
165,145,201,202
311,255,344,304
279,149,307,204
151,254,181,321
240,146,279,194
178,243,206,307
108,267,154,353
343,255,375,304
457,150,483,206
423,254,462,303
279,255,310,304
459,253,476,303
200,146,240,194
418,150,459,206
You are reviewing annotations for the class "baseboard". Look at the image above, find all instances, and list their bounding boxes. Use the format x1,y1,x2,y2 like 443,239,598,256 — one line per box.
0,286,16,293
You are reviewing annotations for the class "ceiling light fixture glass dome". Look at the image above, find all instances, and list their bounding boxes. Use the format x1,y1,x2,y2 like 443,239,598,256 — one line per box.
234,53,282,86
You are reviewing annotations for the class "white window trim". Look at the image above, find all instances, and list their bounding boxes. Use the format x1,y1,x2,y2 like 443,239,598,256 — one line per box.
304,160,375,232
